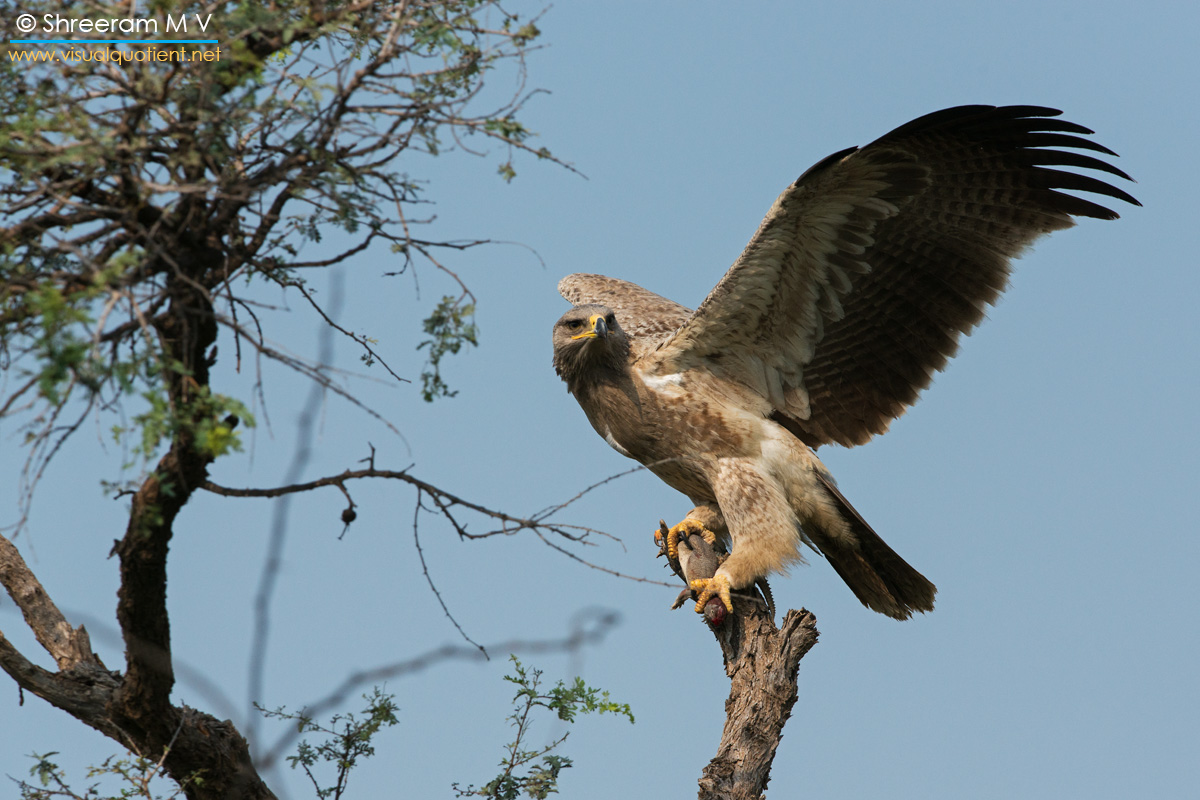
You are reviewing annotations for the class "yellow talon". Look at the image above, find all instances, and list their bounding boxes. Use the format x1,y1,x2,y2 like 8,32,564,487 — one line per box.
663,518,717,563
689,573,733,615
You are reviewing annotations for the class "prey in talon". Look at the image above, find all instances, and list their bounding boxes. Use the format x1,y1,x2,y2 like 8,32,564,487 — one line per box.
660,518,717,566
659,520,774,622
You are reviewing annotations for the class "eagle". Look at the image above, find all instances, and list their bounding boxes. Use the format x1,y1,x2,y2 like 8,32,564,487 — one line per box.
551,105,1138,620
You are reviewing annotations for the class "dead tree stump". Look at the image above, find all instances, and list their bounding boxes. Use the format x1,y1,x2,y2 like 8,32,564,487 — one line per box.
658,522,820,800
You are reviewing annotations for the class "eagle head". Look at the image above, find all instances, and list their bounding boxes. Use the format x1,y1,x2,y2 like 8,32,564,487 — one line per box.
552,304,630,389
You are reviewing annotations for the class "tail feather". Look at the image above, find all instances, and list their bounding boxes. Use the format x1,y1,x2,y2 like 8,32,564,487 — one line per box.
815,474,936,620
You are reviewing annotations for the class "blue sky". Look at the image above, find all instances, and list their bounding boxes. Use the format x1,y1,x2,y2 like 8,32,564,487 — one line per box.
2,2,1197,798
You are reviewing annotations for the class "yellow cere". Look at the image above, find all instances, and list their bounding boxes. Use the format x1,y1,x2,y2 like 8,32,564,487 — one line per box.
570,313,605,340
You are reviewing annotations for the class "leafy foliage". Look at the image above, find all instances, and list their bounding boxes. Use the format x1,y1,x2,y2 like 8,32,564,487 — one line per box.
0,4,618,800
453,656,635,799
419,295,480,401
259,688,400,800
0,0,562,527
14,662,632,800
16,750,195,799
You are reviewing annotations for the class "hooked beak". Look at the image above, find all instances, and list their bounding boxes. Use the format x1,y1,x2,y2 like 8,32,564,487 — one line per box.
571,314,609,340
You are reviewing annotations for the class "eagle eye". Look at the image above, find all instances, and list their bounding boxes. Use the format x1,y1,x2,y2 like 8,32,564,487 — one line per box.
605,314,615,326
566,319,583,330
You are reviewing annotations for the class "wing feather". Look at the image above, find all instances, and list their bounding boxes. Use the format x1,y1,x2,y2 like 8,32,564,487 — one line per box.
645,105,1139,446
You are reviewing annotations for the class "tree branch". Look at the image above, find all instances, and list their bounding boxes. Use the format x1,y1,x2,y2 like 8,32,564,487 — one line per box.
1,529,276,800
0,630,122,742
203,456,678,591
0,533,103,672
202,457,602,542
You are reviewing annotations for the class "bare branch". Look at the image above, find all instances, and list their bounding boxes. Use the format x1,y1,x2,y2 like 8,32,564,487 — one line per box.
413,489,488,656
0,533,103,672
203,467,556,537
203,452,679,591
273,275,409,385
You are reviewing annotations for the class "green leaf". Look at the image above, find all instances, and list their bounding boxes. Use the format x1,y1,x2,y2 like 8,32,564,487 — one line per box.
418,296,479,401
457,657,633,797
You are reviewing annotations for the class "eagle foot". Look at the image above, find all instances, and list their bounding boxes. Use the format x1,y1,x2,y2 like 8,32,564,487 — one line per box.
658,518,717,565
689,573,733,616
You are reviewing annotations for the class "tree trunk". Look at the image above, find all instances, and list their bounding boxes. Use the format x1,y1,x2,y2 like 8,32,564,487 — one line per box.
699,606,818,800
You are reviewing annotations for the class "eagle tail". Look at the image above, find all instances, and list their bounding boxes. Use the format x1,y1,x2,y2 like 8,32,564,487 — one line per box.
815,474,937,620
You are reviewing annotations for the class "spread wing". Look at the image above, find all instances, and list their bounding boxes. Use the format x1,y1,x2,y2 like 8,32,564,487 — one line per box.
558,273,693,360
646,105,1139,447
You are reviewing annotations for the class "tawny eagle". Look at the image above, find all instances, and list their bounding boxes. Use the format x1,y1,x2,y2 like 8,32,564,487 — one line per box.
551,105,1138,619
